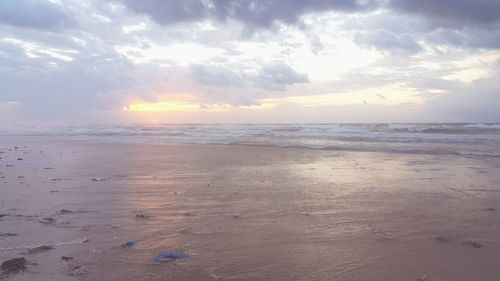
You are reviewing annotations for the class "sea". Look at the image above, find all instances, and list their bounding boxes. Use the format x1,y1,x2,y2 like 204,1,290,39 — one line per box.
1,123,500,157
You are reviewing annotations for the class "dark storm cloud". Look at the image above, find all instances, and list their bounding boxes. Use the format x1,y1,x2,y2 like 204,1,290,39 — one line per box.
123,0,500,31
388,0,500,28
0,0,75,30
122,0,378,28
120,0,500,55
211,0,376,28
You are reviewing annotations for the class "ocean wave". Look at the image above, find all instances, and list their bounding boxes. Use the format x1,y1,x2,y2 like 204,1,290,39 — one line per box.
419,126,500,135
1,123,499,157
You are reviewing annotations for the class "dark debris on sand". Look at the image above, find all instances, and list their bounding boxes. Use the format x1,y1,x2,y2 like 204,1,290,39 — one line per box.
26,245,54,255
462,240,483,248
61,256,73,261
92,177,108,182
40,217,56,224
435,235,451,243
1,258,27,275
135,214,150,219
57,209,74,215
70,265,88,276
0,233,18,238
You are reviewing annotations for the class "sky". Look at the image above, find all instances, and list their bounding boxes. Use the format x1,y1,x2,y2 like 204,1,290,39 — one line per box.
1,0,499,124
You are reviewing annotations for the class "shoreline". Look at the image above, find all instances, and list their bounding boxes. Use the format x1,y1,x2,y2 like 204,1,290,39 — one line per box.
1,135,498,159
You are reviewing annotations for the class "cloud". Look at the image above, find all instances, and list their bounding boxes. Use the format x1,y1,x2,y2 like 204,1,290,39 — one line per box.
354,29,422,54
212,0,377,28
345,2,500,50
189,64,245,87
255,63,309,90
190,62,309,92
183,62,309,107
121,0,378,29
0,0,75,30
120,0,208,26
388,0,500,28
424,77,500,122
0,33,136,119
426,25,500,49
0,0,499,123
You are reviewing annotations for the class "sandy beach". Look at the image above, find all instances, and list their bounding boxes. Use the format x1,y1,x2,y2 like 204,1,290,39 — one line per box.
1,136,500,281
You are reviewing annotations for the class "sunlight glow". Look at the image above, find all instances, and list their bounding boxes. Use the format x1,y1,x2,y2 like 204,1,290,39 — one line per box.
124,102,202,112
123,101,274,112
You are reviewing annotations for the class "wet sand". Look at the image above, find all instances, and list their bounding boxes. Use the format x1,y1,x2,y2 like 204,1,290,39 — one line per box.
1,136,500,281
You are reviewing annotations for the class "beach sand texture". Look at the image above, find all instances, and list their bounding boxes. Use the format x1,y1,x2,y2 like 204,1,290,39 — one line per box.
1,137,500,280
